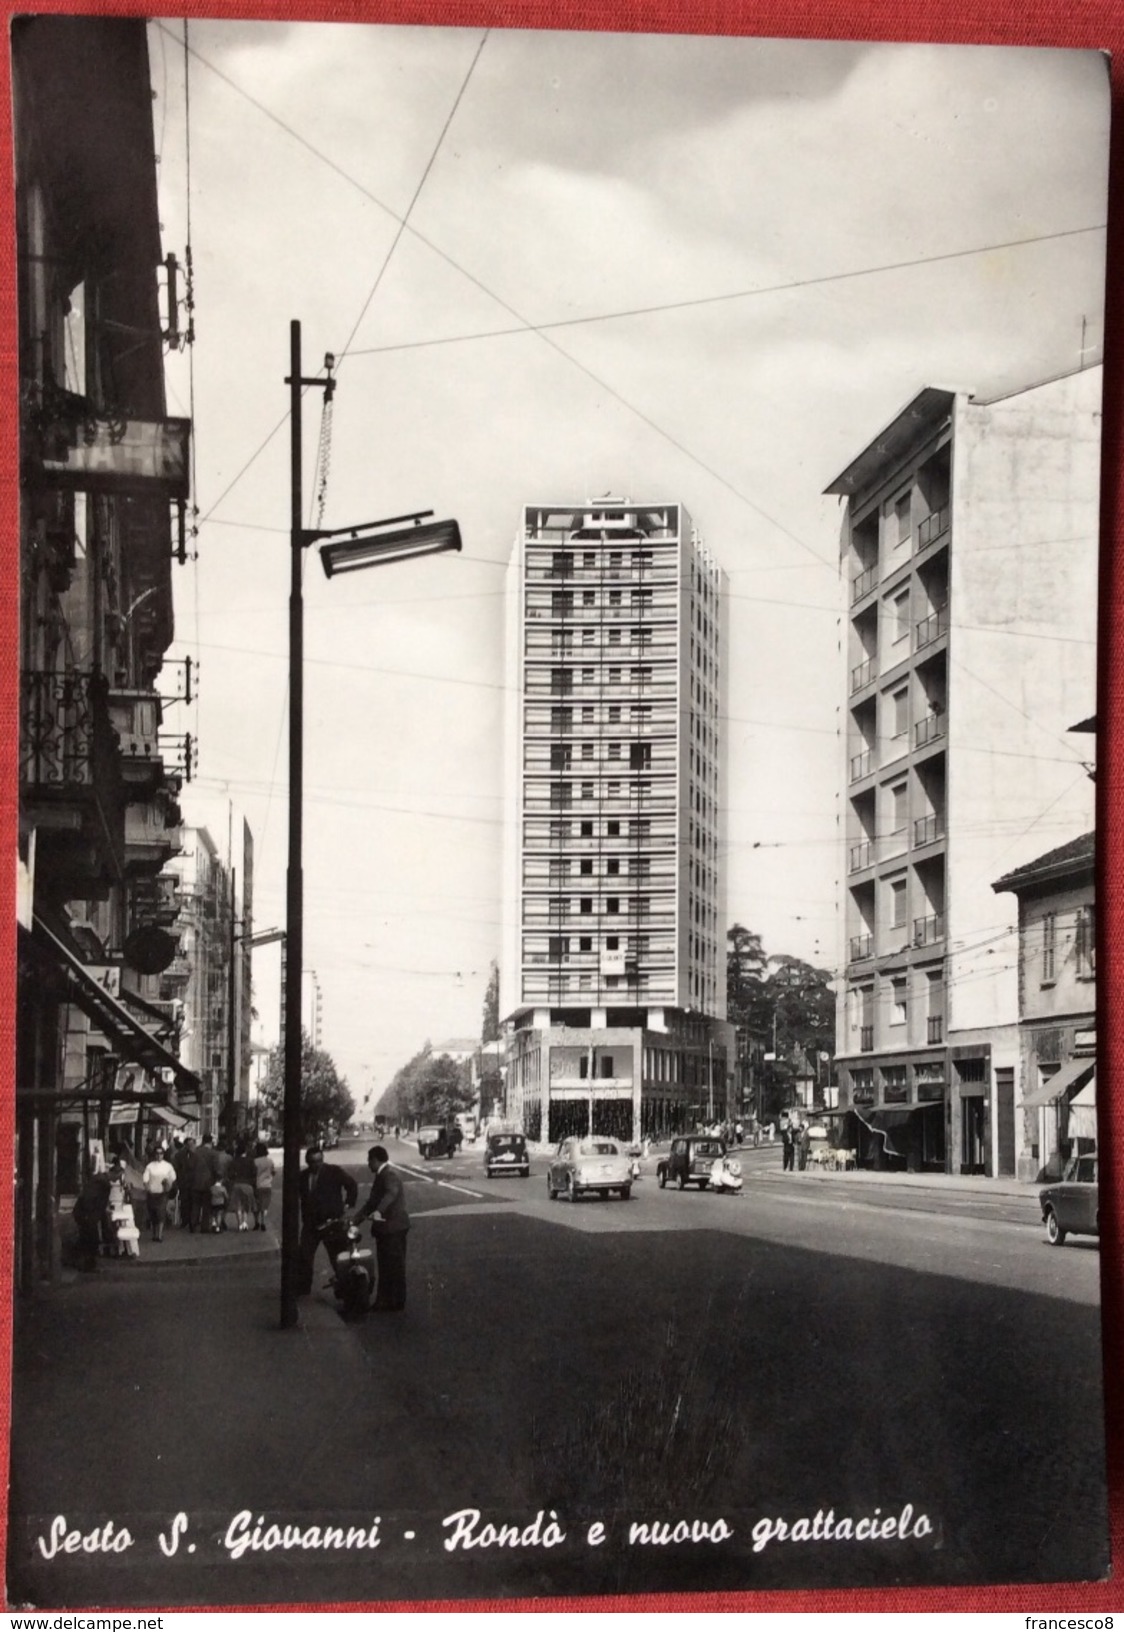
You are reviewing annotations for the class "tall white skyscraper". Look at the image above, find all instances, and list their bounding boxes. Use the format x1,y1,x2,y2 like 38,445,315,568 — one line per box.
500,497,732,1146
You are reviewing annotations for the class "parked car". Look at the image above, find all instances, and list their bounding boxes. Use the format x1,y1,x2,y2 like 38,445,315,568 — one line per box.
656,1135,730,1190
547,1136,632,1201
483,1130,530,1179
1040,1153,1098,1245
417,1124,462,1160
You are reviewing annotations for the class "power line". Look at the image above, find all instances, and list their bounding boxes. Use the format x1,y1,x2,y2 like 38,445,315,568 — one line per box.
344,223,1105,357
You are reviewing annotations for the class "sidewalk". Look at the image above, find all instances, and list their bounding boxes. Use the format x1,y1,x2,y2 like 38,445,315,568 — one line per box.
750,1165,1037,1199
58,1196,281,1272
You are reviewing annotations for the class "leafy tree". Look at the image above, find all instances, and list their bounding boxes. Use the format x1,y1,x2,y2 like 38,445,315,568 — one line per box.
726,924,770,1035
377,1043,476,1126
481,961,501,1044
259,1030,355,1144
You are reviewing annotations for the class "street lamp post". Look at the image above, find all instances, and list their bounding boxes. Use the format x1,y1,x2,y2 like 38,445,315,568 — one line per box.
280,319,462,1330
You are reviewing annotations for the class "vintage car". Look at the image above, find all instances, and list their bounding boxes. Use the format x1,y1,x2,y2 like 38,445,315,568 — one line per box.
547,1136,632,1201
1040,1152,1099,1245
417,1124,462,1160
656,1135,731,1190
483,1130,530,1179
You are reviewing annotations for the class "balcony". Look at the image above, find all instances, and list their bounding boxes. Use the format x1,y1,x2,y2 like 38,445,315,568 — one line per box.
20,668,126,890
851,565,878,604
849,749,873,782
859,1025,874,1052
849,933,873,961
913,913,946,948
913,812,946,846
108,689,165,792
849,840,875,872
914,713,945,750
850,658,876,693
927,1016,944,1044
915,605,949,650
916,507,950,552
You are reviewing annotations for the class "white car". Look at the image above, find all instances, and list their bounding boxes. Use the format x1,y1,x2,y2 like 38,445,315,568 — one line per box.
547,1136,633,1201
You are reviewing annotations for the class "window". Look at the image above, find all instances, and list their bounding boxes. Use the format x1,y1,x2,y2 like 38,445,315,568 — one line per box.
581,706,594,723
894,491,911,546
607,858,620,876
608,705,621,723
890,877,907,929
581,668,594,684
892,688,909,739
890,978,907,1025
609,591,621,608
606,897,620,914
607,820,620,837
892,589,910,643
580,782,594,801
632,818,651,840
582,590,595,607
882,1064,907,1100
1042,911,1057,983
890,781,908,834
581,628,594,646
581,742,593,760
551,591,574,617
1075,903,1095,979
608,629,622,646
608,742,621,759
548,937,569,960
550,668,572,695
582,552,595,569
630,742,652,770
579,859,593,876
580,898,593,916
579,936,592,952
551,551,572,579
550,744,571,770
550,706,572,733
580,820,593,837
606,936,619,951
609,668,621,685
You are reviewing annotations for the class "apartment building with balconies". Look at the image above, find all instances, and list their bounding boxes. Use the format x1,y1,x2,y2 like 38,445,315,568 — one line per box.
828,367,1100,1175
14,18,196,1287
500,498,733,1145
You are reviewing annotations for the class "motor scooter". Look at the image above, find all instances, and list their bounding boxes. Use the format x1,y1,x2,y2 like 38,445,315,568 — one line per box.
320,1217,375,1319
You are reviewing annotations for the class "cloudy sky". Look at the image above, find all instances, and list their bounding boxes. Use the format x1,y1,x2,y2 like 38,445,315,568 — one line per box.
149,22,1109,1108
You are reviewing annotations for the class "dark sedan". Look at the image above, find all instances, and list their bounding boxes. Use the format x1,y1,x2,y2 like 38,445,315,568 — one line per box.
1040,1153,1098,1245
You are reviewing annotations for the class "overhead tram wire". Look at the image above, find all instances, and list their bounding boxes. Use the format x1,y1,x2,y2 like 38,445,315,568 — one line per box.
160,24,1103,576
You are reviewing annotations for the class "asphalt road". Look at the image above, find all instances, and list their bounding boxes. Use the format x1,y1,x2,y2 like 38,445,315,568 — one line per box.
7,1135,1108,1609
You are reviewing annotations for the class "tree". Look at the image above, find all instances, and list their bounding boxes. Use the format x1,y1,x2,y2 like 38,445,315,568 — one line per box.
765,954,836,1096
377,1043,477,1127
481,961,500,1044
258,1031,355,1144
726,924,770,1034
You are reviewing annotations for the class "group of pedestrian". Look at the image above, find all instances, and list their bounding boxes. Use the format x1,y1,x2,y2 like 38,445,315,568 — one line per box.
170,1135,275,1233
298,1143,410,1313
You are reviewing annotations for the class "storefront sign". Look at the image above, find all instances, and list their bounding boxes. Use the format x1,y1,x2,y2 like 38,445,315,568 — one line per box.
40,416,190,497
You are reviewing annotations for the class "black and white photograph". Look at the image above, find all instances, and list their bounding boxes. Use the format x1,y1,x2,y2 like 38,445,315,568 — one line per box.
6,14,1112,1609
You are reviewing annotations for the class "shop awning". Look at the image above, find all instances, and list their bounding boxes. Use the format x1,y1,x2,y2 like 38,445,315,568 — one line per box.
28,917,200,1100
149,1102,193,1130
1023,1057,1094,1110
1068,1076,1097,1141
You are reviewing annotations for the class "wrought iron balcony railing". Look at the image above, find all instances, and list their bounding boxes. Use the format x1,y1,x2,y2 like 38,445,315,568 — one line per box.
915,605,949,649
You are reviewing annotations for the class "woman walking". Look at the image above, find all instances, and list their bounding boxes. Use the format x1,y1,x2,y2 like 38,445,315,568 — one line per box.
141,1146,177,1243
252,1141,275,1231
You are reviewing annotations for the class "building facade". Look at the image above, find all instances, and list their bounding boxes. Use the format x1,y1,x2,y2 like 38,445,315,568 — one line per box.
500,498,733,1144
993,832,1096,1181
14,18,197,1287
829,368,1099,1174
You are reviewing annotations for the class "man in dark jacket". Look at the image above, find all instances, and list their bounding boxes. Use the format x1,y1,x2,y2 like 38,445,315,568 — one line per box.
353,1145,410,1312
297,1146,358,1296
188,1136,219,1232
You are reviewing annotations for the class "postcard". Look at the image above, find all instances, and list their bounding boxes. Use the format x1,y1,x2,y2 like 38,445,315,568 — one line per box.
4,14,1113,1610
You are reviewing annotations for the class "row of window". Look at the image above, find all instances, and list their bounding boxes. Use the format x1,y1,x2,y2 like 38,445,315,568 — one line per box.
540,856,653,880
546,741,654,770
530,817,654,843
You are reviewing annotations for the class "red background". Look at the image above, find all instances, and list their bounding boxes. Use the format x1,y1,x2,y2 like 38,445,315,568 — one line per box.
0,0,1120,1615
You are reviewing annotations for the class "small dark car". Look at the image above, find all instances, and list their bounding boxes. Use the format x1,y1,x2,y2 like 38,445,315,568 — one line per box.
656,1136,730,1190
417,1124,462,1161
483,1130,530,1179
1040,1152,1098,1245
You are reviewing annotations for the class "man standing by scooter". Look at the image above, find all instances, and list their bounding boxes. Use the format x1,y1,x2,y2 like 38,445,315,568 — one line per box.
353,1145,410,1312
297,1145,358,1297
